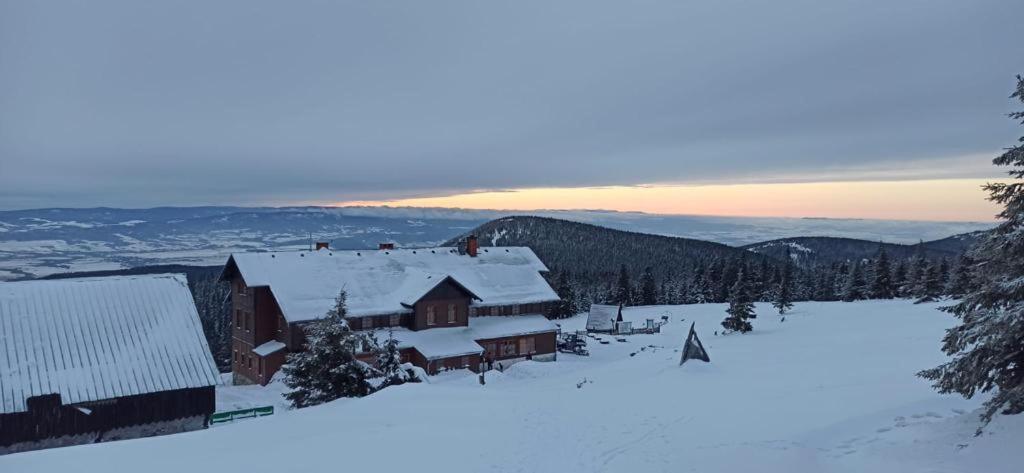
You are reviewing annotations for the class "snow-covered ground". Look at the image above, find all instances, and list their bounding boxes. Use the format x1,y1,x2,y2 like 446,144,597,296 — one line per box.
3,300,1020,472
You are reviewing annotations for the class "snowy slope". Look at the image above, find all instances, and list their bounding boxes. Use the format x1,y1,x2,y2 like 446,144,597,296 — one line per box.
2,300,1020,472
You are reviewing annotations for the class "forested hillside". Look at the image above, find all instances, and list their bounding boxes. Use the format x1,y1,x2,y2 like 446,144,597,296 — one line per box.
449,216,980,317
742,232,984,267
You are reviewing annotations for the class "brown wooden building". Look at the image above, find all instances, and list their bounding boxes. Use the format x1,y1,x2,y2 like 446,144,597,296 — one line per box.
220,238,562,384
0,274,221,454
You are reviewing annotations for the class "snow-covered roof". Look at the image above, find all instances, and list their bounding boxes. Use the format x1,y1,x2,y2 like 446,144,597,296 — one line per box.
387,327,485,360
468,314,560,340
378,315,559,360
223,247,558,323
0,274,220,414
586,304,620,331
252,340,286,357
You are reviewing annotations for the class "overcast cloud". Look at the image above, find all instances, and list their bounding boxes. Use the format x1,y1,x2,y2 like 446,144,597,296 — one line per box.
0,0,1021,209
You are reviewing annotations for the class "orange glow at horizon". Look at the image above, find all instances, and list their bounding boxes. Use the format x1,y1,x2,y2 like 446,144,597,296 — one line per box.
337,179,1000,222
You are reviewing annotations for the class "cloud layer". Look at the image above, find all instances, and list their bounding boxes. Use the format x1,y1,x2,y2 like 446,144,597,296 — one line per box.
1,0,1021,209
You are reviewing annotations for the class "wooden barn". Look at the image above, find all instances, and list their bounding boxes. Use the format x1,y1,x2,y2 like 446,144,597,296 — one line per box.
0,274,221,455
220,237,563,384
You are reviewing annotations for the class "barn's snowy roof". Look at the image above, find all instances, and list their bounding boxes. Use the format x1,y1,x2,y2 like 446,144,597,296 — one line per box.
381,315,560,360
586,304,621,331
0,274,220,414
223,247,559,323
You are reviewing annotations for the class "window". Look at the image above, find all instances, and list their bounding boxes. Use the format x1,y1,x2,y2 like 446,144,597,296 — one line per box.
234,309,241,329
520,337,536,355
247,356,252,369
237,282,247,297
461,356,470,368
447,304,456,323
485,343,496,357
426,306,436,325
490,306,499,316
364,316,374,330
243,311,249,331
233,349,239,364
245,312,252,332
278,316,285,333
501,341,517,356
512,304,520,315
390,314,400,326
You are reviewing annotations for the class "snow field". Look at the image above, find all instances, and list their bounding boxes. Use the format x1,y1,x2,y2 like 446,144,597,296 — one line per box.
3,300,1021,472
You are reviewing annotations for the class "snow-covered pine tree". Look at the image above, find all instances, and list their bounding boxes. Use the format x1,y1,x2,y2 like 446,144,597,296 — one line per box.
919,75,1024,430
614,264,632,306
870,246,895,299
283,290,381,408
914,262,944,303
550,271,579,319
841,261,867,302
722,269,755,333
906,245,928,298
892,260,909,297
376,329,410,388
945,253,975,298
772,249,794,314
640,266,658,305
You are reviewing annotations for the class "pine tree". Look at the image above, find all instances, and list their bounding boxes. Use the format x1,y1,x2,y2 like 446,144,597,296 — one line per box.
841,261,867,302
772,249,794,314
869,247,895,299
919,75,1024,430
722,269,756,333
945,253,975,298
639,266,658,305
283,290,380,408
614,264,632,306
906,245,928,298
892,260,909,297
550,271,579,319
375,329,410,388
914,262,944,303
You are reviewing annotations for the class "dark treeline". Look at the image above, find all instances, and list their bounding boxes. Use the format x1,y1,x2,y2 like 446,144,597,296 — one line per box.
451,216,978,319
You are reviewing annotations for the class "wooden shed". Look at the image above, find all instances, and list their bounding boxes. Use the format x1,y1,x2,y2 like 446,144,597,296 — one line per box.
0,274,221,454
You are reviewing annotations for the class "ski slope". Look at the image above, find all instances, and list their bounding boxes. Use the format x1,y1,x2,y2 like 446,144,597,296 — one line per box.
2,300,1020,472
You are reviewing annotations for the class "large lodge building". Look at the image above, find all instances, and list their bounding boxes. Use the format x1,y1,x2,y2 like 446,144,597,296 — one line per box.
220,237,562,385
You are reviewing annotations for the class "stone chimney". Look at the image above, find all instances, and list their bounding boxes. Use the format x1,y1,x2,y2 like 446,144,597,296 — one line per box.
315,242,329,251
379,242,395,250
466,234,478,257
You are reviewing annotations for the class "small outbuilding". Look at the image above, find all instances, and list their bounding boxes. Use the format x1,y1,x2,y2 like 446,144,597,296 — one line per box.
586,304,621,333
0,274,221,454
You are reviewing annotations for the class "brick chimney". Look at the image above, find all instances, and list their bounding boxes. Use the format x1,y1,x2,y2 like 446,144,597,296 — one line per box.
379,242,395,250
315,242,329,251
466,234,478,257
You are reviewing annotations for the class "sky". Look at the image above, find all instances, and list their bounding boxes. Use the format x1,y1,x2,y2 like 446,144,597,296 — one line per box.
0,1,1021,220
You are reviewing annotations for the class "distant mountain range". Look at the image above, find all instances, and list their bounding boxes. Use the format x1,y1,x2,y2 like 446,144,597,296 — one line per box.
0,206,993,280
